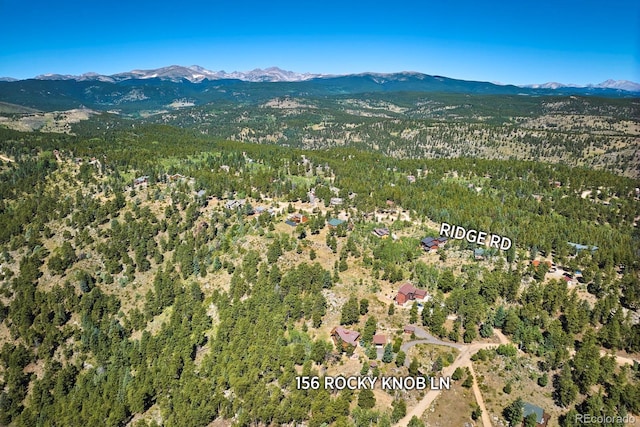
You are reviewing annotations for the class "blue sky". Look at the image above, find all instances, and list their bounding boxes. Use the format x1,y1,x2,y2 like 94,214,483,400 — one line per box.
1,0,638,85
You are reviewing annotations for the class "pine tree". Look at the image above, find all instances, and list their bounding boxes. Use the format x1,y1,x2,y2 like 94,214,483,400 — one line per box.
382,344,393,363
503,398,523,426
359,299,369,315
363,317,377,343
409,301,419,324
340,296,359,325
357,389,375,409
409,358,419,375
553,364,577,407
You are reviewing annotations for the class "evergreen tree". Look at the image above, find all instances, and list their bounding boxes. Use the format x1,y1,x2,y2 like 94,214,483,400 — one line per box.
340,296,359,325
382,344,393,363
554,364,578,407
503,398,524,426
409,301,419,324
359,299,369,315
362,316,377,343
357,389,375,409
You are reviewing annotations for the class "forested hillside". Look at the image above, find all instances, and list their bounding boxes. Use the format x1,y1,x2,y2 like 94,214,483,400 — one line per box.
0,123,639,426
1,78,638,177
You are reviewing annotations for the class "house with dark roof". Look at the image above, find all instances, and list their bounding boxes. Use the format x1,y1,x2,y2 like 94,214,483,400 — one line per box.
395,283,428,305
522,402,550,427
331,327,360,349
421,236,447,251
372,228,390,238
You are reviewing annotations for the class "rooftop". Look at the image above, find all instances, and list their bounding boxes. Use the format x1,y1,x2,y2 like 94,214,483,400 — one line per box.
333,327,360,345
328,218,345,227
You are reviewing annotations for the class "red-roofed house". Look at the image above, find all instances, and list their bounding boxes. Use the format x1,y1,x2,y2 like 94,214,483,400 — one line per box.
331,327,360,349
373,334,387,348
395,283,428,305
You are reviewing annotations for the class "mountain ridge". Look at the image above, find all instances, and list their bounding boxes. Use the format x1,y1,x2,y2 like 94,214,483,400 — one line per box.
525,79,640,92
32,65,328,83
1,67,638,114
4,65,635,92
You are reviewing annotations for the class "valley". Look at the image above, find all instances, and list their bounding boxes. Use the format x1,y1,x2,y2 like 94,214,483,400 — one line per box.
0,74,639,427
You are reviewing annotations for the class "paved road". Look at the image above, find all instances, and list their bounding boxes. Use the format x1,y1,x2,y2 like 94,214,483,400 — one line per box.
400,333,465,367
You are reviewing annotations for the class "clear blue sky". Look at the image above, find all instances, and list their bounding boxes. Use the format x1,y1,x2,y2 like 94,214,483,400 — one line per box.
1,0,638,85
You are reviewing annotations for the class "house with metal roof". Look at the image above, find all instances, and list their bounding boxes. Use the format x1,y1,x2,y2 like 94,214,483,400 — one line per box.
522,402,550,427
328,218,345,228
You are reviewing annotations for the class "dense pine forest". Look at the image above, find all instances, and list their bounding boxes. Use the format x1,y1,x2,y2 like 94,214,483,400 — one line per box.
0,102,639,427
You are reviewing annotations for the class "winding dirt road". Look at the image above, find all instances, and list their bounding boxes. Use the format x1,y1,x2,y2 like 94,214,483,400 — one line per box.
396,327,507,426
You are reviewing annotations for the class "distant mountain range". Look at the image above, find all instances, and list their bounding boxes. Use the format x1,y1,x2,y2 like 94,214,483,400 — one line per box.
524,79,640,93
0,66,638,113
1,65,637,93
30,65,327,84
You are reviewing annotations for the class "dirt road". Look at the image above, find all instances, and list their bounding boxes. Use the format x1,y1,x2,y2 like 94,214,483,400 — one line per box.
395,326,502,426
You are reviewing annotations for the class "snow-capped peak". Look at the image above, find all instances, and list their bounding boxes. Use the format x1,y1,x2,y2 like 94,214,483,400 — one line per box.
595,79,640,92
523,79,640,92
30,65,326,83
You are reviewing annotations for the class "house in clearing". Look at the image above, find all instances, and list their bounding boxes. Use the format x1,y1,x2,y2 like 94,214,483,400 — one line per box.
474,248,489,261
522,402,550,427
567,242,598,253
421,236,447,252
225,199,246,210
331,327,360,349
395,283,428,305
133,176,149,186
328,218,345,229
531,260,552,269
404,325,416,334
289,213,308,224
373,334,387,348
372,228,390,239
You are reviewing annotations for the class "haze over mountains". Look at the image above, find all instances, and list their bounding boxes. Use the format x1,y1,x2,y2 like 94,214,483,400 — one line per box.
1,65,638,93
